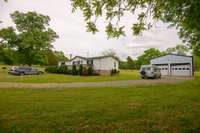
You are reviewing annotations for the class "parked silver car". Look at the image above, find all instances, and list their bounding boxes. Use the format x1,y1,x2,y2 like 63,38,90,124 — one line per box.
8,66,44,76
140,65,161,79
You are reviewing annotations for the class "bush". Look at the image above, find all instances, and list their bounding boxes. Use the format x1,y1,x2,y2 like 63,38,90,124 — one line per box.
111,69,119,76
82,67,88,76
72,65,78,75
87,66,93,76
45,65,97,76
79,65,83,75
45,66,71,74
45,66,58,73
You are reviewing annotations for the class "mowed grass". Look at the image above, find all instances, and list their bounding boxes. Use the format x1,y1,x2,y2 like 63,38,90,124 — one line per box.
0,73,200,132
0,65,140,83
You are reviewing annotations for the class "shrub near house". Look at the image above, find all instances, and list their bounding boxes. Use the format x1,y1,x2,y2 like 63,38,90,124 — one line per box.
45,66,72,74
45,65,96,76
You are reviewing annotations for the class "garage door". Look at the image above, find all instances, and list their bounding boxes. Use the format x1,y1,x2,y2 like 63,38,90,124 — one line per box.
158,65,169,76
171,64,191,76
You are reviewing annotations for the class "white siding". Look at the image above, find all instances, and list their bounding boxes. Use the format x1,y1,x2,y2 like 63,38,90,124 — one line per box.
93,57,119,71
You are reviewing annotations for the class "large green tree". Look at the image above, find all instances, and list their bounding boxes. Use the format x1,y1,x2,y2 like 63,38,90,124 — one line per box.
0,11,58,65
71,0,200,55
136,48,164,65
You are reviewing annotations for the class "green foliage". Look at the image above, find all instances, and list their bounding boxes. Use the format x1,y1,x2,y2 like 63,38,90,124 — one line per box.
54,51,68,61
79,65,83,75
71,0,200,55
72,65,78,75
0,46,16,65
0,11,58,65
45,50,68,66
127,56,135,69
110,69,119,76
87,66,93,76
194,55,200,71
46,50,59,66
136,48,164,66
86,21,98,34
120,56,139,70
166,44,189,55
45,66,71,74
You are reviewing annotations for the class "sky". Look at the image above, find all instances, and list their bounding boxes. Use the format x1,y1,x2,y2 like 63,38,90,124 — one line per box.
0,0,182,60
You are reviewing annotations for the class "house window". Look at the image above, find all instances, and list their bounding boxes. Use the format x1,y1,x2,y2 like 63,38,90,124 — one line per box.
87,60,93,65
73,61,80,65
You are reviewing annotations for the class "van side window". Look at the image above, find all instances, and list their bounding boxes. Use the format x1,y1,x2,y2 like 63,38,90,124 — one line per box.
146,67,151,70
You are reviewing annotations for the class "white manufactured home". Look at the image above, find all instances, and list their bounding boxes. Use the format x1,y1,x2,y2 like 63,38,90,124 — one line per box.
58,56,119,75
150,54,194,76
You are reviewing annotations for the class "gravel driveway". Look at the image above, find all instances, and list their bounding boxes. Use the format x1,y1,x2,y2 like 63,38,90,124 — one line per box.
0,76,193,89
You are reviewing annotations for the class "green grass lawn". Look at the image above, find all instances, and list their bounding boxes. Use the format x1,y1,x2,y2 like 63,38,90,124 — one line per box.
0,66,140,83
0,73,200,132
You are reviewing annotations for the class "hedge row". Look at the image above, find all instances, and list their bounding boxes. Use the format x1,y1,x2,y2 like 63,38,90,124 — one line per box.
45,65,95,76
45,66,72,74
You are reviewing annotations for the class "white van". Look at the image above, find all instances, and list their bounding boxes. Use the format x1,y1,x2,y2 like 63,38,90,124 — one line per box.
140,65,161,79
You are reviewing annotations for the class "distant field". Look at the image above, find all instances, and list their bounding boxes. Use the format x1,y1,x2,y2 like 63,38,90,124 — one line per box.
0,73,200,132
0,65,140,83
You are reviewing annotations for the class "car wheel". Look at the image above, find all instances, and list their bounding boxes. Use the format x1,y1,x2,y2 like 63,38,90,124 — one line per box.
19,72,25,76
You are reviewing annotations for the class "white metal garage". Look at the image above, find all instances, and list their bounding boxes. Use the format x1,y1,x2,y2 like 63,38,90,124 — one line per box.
150,54,194,77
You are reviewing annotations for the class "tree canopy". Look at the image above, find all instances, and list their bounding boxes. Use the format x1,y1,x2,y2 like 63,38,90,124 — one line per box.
0,11,59,65
166,44,189,55
71,0,200,55
136,48,164,65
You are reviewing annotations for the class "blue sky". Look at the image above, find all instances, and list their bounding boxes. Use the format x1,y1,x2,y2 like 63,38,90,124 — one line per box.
0,0,182,60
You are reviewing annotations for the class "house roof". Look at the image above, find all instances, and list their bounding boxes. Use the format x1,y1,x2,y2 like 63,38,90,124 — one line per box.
151,53,193,61
66,55,120,62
